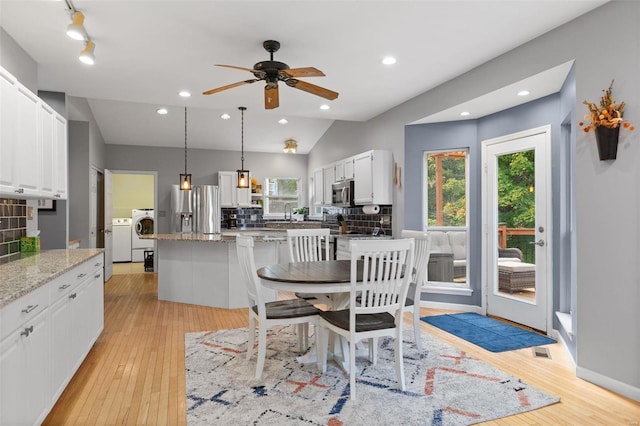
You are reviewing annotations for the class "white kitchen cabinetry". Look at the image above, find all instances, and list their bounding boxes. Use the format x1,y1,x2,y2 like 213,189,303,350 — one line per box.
353,150,393,205
15,84,41,197
334,157,355,181
219,171,251,207
0,68,18,194
0,253,104,426
313,168,325,205
0,65,68,200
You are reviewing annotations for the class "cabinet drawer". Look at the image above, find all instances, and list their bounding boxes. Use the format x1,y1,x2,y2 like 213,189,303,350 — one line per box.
0,283,48,341
49,255,103,302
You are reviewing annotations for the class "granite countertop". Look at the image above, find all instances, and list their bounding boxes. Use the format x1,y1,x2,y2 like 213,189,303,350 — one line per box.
142,229,288,243
0,249,105,308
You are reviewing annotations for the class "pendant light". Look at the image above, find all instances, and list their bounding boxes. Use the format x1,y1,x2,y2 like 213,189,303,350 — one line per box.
179,107,192,190
237,106,250,188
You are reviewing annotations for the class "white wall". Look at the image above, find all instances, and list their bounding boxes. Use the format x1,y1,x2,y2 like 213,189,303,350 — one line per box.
309,1,640,400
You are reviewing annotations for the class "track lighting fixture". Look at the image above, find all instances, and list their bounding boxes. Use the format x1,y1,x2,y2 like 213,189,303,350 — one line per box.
79,41,96,65
237,107,250,189
66,11,88,41
283,139,297,153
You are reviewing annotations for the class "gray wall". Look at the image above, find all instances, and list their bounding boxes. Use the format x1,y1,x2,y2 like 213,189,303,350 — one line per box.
68,121,91,247
310,1,639,399
0,27,36,92
106,145,309,234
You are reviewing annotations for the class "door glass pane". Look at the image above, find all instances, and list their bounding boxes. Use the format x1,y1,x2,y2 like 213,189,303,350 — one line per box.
424,150,468,285
496,150,536,301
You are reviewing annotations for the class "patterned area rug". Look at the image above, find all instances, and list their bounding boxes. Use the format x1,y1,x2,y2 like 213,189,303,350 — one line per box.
185,326,559,425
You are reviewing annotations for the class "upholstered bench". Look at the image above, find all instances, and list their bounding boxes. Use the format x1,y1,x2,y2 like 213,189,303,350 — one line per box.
498,261,535,292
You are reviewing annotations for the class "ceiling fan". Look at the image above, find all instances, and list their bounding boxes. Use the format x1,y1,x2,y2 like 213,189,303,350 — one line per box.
203,40,339,109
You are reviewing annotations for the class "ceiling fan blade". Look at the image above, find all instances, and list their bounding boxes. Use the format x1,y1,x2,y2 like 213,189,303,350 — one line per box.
286,79,339,100
265,86,279,109
202,79,259,95
281,67,325,78
216,64,260,73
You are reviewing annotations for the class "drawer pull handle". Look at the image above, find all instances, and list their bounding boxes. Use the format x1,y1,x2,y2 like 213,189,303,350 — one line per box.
59,284,71,290
21,304,38,314
95,274,101,279
55,194,61,198
94,262,101,267
69,293,77,299
77,273,87,279
20,326,34,337
14,188,24,194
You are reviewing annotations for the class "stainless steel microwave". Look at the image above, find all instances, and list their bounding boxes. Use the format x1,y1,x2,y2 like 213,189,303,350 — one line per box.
332,179,354,207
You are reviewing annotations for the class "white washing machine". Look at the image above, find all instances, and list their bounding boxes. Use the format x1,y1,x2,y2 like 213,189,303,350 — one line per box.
132,209,154,262
112,218,132,262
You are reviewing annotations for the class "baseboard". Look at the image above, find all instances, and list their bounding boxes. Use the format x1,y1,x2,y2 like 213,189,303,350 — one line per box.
420,301,482,313
576,366,640,402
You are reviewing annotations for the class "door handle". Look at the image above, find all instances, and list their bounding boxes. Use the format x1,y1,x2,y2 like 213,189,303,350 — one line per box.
529,239,545,247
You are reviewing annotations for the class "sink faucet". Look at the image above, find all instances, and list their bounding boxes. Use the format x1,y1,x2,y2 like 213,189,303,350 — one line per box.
284,203,294,223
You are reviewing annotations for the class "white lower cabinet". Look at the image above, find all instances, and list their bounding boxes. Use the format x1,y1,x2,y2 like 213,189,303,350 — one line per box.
0,253,104,426
0,308,50,426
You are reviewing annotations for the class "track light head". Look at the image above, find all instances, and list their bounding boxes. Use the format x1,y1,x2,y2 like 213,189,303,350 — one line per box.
79,41,95,65
66,11,88,41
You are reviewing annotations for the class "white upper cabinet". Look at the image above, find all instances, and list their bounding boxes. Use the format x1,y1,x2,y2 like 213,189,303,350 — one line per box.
218,171,251,207
353,149,393,205
15,85,40,196
0,66,68,199
334,157,355,181
53,114,68,199
0,68,17,194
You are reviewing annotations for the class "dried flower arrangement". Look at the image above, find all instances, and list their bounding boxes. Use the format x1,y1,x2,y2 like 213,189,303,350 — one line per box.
579,80,634,132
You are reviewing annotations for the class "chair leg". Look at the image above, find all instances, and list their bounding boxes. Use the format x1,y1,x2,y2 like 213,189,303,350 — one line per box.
413,303,422,352
394,330,406,391
369,338,378,364
247,315,256,360
255,325,267,379
316,326,328,374
296,323,304,354
349,339,357,401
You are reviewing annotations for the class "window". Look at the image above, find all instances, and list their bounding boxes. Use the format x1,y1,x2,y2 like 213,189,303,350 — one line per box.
263,177,301,216
423,150,470,287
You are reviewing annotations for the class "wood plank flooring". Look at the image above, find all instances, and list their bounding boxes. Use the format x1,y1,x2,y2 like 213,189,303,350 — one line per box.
44,272,640,425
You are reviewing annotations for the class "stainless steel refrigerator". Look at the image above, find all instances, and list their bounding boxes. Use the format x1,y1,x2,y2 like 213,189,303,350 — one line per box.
171,185,221,234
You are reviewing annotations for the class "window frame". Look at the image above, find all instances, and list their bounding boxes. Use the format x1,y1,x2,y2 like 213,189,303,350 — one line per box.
262,176,302,219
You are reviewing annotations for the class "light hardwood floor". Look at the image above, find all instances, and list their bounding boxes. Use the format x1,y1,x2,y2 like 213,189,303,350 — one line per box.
44,272,640,425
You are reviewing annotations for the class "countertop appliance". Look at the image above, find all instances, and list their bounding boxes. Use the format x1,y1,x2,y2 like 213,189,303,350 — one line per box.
171,185,221,234
112,218,132,262
132,209,154,262
332,179,354,207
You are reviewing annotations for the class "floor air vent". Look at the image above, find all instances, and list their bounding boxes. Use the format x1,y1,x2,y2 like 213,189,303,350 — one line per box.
532,346,551,359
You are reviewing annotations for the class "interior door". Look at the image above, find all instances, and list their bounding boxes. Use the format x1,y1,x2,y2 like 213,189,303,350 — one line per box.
482,126,552,332
104,169,113,281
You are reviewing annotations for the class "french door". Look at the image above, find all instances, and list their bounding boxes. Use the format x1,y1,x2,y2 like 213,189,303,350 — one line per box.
482,126,552,332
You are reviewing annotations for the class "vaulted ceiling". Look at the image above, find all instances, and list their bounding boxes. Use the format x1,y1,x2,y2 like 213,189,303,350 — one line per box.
0,1,606,153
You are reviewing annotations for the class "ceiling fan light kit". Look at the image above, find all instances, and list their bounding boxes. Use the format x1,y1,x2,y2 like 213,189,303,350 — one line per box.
203,40,339,109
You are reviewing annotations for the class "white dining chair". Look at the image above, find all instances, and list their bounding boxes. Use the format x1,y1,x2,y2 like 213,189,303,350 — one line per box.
316,238,415,401
236,235,320,379
400,229,431,351
286,228,331,306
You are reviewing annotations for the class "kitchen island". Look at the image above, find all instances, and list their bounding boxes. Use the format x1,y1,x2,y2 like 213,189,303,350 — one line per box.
142,231,289,309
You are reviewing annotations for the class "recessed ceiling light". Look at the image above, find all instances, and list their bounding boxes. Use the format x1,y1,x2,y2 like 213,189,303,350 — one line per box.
178,90,191,98
220,113,231,120
381,56,397,65
460,111,470,116
517,90,531,96
278,118,288,124
157,108,168,115
320,104,330,110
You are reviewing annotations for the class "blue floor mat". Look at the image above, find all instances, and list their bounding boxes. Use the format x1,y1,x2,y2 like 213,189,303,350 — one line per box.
421,312,556,352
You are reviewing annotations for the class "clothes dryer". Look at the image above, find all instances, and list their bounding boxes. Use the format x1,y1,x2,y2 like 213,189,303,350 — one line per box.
132,209,154,262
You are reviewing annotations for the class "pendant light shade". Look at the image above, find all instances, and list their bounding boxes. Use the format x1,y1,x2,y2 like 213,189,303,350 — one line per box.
179,107,192,190
237,106,250,188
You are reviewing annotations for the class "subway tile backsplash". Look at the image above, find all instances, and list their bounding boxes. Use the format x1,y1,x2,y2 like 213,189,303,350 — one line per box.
0,198,27,264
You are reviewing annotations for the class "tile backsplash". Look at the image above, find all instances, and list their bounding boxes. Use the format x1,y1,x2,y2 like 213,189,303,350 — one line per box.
0,198,27,264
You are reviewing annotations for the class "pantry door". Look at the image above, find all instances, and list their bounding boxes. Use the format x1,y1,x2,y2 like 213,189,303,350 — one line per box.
482,126,552,332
